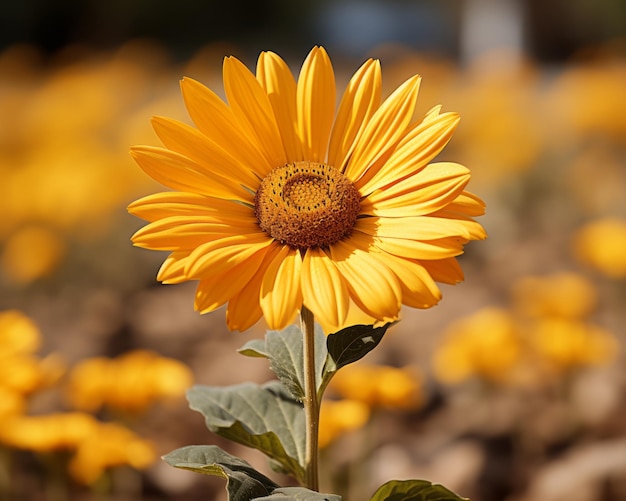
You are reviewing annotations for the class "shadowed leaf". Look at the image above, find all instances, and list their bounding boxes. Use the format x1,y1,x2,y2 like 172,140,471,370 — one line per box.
326,323,394,371
163,445,278,501
369,479,468,501
253,486,341,500
187,381,306,484
238,338,268,358
238,325,327,401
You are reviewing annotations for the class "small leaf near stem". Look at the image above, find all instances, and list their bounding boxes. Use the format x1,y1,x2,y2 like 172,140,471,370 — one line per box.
300,305,319,492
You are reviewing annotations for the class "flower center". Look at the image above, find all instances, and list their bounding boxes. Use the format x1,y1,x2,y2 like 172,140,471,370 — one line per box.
254,161,361,249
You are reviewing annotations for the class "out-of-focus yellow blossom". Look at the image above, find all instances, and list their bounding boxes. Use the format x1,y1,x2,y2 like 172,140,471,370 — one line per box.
0,388,26,421
0,412,98,451
548,61,626,139
318,399,370,449
572,218,626,279
1,225,66,284
63,357,109,411
447,51,544,184
434,273,619,386
433,308,523,384
66,350,193,415
0,42,185,269
329,364,423,410
511,272,598,319
69,422,155,485
0,354,65,396
0,412,155,485
0,309,41,356
0,310,65,395
528,318,619,374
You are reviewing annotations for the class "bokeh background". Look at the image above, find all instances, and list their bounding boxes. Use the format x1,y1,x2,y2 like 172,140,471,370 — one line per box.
1,1,626,500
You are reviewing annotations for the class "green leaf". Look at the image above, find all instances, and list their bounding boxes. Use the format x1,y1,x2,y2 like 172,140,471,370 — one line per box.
238,338,268,358
238,325,327,402
368,479,468,501
163,445,278,501
326,323,394,371
253,486,341,500
187,381,306,484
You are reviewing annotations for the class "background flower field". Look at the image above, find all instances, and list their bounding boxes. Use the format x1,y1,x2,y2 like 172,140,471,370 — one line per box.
1,1,626,500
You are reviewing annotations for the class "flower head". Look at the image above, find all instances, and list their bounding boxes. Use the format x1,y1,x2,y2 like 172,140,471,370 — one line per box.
129,47,486,332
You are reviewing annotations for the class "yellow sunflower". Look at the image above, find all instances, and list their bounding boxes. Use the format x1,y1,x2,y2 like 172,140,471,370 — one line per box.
129,46,486,333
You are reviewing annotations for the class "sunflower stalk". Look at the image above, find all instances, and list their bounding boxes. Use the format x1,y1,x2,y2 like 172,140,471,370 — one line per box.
300,305,320,492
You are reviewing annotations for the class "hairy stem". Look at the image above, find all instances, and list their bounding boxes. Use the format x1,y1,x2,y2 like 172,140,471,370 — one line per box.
300,305,319,491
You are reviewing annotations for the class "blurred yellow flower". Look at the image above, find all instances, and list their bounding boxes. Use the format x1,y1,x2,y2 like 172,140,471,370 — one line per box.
572,218,626,279
433,308,522,384
511,272,598,319
69,422,155,485
129,45,486,333
0,354,65,396
434,277,619,386
528,318,619,374
448,51,543,184
548,61,626,139
329,364,423,410
0,388,26,421
0,310,65,395
318,399,370,449
0,43,181,247
0,412,98,452
66,350,193,415
0,411,155,486
1,225,66,285
0,310,41,356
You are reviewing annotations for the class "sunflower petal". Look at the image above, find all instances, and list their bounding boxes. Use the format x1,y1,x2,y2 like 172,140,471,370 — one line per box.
361,162,471,217
419,257,465,285
301,247,349,332
444,191,487,217
128,192,254,223
151,116,261,189
194,250,268,313
185,233,273,279
425,212,487,241
257,51,302,162
227,244,299,331
344,75,421,184
156,252,189,284
357,215,485,242
223,56,286,172
297,46,336,162
364,231,467,260
330,242,402,322
131,215,260,251
260,245,303,330
359,112,461,195
226,276,264,332
371,251,442,308
130,146,251,201
180,77,272,176
328,58,382,170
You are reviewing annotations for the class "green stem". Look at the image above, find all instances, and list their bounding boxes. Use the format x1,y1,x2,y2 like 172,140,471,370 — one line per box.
300,305,319,491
